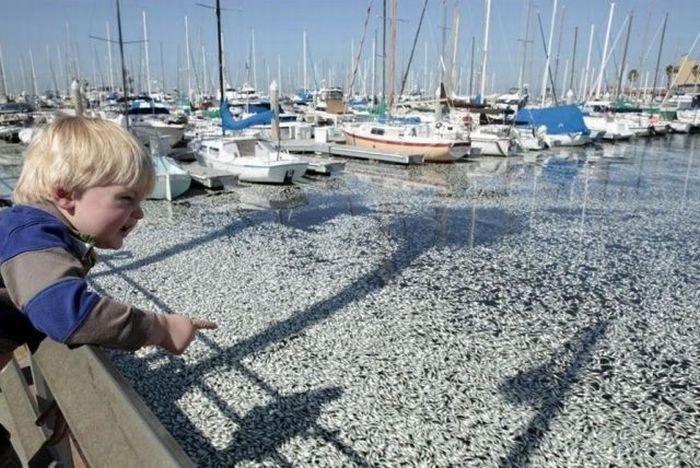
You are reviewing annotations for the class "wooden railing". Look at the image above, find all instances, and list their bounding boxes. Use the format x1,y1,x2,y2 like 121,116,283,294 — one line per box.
0,340,194,467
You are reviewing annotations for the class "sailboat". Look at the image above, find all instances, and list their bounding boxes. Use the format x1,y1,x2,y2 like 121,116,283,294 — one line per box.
189,2,308,184
149,154,192,201
110,1,191,201
191,135,308,184
191,101,308,184
342,120,470,162
342,1,469,163
145,136,191,201
514,105,593,147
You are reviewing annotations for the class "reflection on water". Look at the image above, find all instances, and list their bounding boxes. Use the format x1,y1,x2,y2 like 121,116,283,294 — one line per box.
224,135,700,260
681,137,695,210
233,185,309,211
2,135,698,251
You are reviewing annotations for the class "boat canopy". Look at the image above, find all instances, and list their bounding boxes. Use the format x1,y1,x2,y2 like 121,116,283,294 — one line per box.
220,101,273,131
294,89,312,103
514,104,590,135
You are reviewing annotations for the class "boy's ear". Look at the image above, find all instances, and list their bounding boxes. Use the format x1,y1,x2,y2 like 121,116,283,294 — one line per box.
51,186,76,209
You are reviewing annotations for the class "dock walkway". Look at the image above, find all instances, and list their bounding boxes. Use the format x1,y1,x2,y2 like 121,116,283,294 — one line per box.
281,139,424,165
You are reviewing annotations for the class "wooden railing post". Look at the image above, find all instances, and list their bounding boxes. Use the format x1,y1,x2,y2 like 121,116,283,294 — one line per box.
1,341,194,467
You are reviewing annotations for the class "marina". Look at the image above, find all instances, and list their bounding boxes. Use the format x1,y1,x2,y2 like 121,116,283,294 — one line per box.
1,0,699,465
3,132,697,466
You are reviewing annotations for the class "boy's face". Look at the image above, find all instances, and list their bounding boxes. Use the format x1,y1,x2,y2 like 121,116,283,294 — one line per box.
68,184,146,249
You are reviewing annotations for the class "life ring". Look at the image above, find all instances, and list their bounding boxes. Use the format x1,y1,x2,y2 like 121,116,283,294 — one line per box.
435,121,442,129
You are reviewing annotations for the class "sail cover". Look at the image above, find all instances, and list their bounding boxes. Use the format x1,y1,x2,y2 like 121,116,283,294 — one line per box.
514,105,590,135
220,101,273,131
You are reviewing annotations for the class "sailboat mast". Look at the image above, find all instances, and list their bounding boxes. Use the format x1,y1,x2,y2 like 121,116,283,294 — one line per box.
479,0,492,104
143,11,151,96
372,33,376,100
568,26,578,94
398,0,428,99
449,3,460,95
536,11,558,105
202,45,208,96
0,44,7,97
615,11,633,99
382,0,386,103
215,0,227,137
46,45,59,96
185,15,192,102
106,23,115,92
439,0,447,84
216,0,224,100
517,0,532,91
595,1,615,99
303,31,307,91
424,40,428,94
55,44,65,95
387,0,397,108
552,5,566,96
160,42,166,92
540,0,557,106
650,13,668,100
29,50,39,97
252,29,257,90
469,35,475,96
583,24,595,100
115,0,129,128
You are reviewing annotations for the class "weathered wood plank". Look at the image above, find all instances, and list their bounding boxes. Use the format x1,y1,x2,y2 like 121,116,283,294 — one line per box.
32,341,194,468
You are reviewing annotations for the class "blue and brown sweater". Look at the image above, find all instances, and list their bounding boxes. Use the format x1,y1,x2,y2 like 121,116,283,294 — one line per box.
0,203,154,354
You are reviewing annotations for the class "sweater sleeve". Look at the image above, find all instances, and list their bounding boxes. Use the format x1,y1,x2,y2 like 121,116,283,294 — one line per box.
1,223,154,351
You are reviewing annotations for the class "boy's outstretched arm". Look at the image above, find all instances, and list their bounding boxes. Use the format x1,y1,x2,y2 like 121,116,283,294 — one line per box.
145,315,217,354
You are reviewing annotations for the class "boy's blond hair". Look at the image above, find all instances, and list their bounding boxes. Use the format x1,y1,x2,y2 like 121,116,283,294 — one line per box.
13,116,155,204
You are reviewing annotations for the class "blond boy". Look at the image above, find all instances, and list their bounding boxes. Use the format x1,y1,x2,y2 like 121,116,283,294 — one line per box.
1,116,216,366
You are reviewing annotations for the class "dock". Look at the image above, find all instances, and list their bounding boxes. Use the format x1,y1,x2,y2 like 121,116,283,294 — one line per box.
282,139,424,165
304,156,346,175
180,162,239,189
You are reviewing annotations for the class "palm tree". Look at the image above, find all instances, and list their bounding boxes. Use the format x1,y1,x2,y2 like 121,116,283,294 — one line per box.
692,64,699,94
627,69,639,100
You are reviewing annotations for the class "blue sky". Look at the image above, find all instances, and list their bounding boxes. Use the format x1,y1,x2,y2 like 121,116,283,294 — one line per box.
0,0,698,97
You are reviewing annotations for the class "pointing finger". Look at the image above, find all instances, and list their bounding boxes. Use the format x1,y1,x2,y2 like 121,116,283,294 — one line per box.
192,319,218,330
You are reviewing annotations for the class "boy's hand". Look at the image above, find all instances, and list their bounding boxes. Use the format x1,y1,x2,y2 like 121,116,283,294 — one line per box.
150,315,217,354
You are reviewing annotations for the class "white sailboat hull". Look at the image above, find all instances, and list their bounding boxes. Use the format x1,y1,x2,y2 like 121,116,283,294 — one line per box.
469,132,518,156
342,123,469,162
148,156,192,201
225,157,308,184
543,133,591,147
131,120,185,151
192,136,309,184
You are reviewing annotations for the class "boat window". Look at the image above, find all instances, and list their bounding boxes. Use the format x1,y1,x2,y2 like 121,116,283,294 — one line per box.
370,128,384,136
238,139,257,154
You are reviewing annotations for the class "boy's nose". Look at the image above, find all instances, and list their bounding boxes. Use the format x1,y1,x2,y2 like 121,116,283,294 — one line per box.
134,205,144,219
